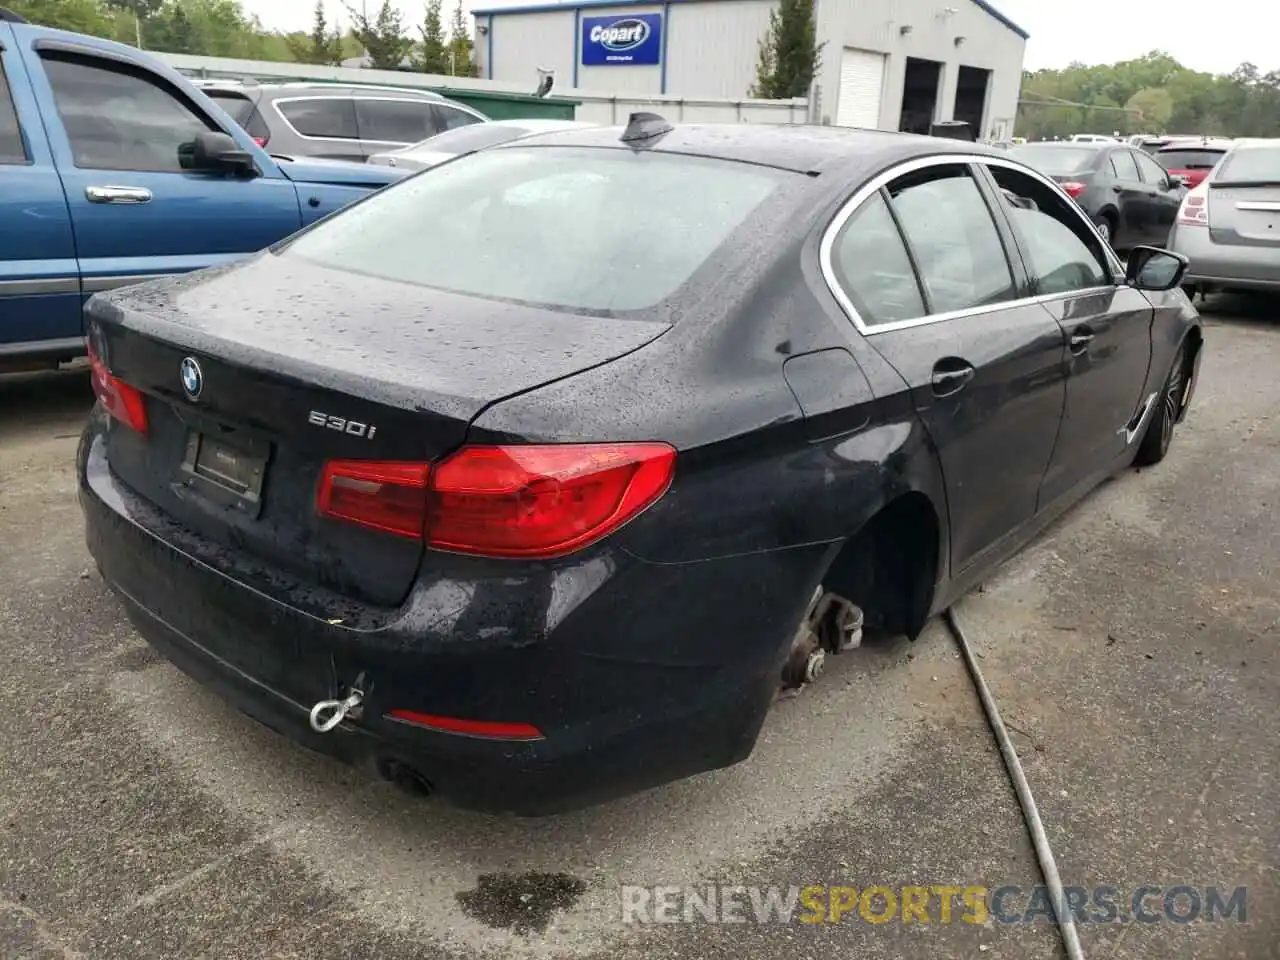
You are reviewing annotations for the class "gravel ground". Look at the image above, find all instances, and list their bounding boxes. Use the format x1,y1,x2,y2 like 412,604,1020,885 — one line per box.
1,295,1275,960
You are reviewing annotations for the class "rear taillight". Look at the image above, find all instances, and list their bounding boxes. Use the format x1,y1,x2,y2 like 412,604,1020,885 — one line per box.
317,460,430,539
1060,181,1086,199
1177,185,1210,226
253,136,268,147
315,443,676,558
86,338,148,434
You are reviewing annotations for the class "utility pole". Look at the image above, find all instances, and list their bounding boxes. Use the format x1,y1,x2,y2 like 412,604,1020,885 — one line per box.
135,12,143,49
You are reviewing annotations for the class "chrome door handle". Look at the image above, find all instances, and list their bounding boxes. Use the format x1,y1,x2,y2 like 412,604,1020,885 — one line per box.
86,185,153,204
931,362,975,397
1069,330,1095,354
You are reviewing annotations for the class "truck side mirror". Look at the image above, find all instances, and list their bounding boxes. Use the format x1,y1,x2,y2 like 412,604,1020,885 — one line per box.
180,131,258,177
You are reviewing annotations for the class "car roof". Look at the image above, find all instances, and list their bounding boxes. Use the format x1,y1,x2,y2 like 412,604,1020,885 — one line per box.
495,122,1009,174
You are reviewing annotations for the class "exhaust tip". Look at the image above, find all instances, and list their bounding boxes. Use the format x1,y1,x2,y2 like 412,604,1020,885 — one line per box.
379,757,434,798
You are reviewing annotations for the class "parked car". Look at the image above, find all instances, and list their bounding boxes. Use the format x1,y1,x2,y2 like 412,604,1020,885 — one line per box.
79,119,1202,814
368,119,597,172
0,17,406,368
1069,134,1119,143
1007,141,1184,249
1168,138,1280,296
195,80,487,163
1154,138,1232,189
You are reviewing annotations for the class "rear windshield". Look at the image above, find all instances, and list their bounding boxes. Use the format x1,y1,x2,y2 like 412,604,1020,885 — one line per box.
280,146,787,313
1156,148,1226,170
397,123,527,157
1213,148,1280,183
1007,145,1097,175
207,90,256,126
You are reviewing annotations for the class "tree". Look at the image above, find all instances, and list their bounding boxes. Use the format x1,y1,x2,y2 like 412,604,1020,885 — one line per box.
5,0,114,35
347,0,413,70
750,0,822,100
446,0,476,77
1125,88,1174,133
161,3,198,53
412,0,449,75
287,1,344,65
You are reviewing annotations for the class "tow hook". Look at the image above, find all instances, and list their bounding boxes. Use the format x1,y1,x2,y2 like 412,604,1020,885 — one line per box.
309,672,367,733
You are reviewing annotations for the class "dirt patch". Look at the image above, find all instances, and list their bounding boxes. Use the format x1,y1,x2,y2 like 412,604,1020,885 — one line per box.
456,872,588,936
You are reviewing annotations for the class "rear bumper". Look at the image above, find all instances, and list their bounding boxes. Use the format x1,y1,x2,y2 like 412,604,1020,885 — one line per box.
1169,225,1280,289
79,418,815,815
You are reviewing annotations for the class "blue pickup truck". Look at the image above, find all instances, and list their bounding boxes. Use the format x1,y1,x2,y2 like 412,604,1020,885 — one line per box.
0,13,405,369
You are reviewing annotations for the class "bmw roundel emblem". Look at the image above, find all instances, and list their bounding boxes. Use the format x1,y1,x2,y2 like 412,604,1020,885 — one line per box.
180,356,203,400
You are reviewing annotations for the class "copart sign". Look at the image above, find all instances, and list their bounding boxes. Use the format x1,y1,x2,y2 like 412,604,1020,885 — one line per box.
581,13,663,66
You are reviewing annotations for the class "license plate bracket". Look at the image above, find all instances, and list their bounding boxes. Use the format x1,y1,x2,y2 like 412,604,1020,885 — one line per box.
179,430,269,518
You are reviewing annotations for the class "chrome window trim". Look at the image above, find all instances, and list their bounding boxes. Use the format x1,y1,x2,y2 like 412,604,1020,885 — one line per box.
272,95,485,144
819,152,1126,336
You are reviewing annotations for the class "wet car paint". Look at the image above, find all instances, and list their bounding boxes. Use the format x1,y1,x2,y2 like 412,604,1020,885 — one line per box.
78,124,1203,814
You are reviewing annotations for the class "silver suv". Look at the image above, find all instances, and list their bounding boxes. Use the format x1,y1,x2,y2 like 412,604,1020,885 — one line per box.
196,81,487,162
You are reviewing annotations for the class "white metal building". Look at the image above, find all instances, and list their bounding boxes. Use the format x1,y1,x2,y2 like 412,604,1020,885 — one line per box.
471,0,1028,139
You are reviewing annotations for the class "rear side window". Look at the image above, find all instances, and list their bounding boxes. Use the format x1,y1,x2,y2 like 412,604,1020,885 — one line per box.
281,147,786,312
829,192,925,327
1109,150,1140,180
0,58,26,163
435,104,482,131
1157,148,1225,171
207,90,255,126
886,165,1015,314
355,99,439,143
1214,148,1280,183
41,54,216,172
277,98,358,140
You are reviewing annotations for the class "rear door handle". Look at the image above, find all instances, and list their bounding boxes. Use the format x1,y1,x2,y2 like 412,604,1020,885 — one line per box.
931,359,975,397
1069,328,1095,354
86,185,152,204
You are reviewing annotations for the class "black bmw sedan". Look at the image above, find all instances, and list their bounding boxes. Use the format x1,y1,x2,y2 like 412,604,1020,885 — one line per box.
79,118,1203,815
1008,141,1186,250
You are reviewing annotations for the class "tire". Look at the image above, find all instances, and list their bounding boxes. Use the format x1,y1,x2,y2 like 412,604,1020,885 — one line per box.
1093,214,1114,246
1135,344,1189,467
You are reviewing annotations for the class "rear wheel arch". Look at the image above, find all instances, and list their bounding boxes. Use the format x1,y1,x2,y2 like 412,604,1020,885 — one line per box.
819,491,943,641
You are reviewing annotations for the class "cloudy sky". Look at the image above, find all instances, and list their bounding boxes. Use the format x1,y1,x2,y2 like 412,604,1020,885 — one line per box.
240,0,1279,75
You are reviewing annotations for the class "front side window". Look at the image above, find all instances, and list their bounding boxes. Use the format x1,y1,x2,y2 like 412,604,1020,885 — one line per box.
355,99,439,143
988,165,1111,296
886,165,1016,315
829,192,926,327
1134,151,1171,187
280,146,786,313
42,54,215,172
0,58,26,163
276,98,358,140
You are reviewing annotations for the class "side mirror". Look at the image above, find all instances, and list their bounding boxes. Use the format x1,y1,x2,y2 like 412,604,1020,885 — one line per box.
1125,246,1189,292
179,131,258,176
1168,174,1188,189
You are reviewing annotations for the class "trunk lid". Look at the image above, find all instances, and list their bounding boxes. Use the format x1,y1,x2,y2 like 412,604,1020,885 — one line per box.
1156,146,1227,189
1205,145,1280,247
87,254,670,607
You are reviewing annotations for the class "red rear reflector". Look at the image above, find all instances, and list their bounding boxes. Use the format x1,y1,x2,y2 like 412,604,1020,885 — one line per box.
317,460,430,538
1060,181,1086,198
315,443,676,557
86,338,148,434
427,442,676,558
387,709,544,741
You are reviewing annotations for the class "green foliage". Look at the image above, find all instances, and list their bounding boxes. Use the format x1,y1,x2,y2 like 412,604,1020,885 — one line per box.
287,0,344,65
751,0,822,100
413,0,449,74
6,0,114,35
346,0,413,70
1019,51,1280,139
446,0,476,78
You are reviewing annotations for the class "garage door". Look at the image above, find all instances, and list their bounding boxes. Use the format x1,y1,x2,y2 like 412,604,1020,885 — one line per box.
836,48,886,129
